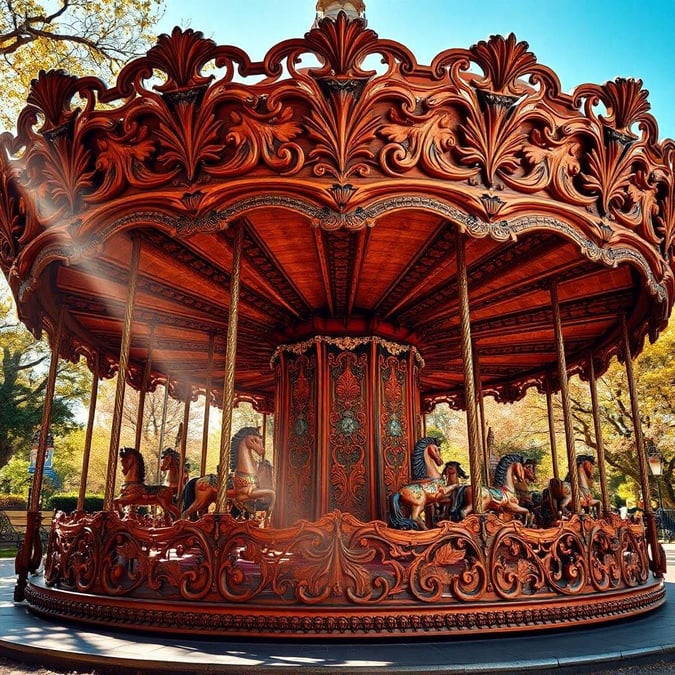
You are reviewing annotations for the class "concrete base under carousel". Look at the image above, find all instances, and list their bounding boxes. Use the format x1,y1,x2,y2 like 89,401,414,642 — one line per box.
20,510,666,638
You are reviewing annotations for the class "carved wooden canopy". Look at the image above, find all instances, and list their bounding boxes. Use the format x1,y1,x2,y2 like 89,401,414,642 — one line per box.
0,13,673,410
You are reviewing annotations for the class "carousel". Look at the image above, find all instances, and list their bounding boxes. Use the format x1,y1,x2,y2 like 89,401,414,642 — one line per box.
0,0,673,637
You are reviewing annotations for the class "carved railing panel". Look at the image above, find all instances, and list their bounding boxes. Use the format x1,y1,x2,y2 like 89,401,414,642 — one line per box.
45,511,650,608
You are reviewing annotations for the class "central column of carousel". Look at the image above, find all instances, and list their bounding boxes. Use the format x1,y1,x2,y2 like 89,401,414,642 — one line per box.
271,335,424,526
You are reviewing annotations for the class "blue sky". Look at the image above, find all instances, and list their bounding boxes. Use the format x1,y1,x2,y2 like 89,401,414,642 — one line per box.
157,0,675,140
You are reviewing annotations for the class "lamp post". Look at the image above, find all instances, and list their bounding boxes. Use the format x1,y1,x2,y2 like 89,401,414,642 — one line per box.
646,439,663,513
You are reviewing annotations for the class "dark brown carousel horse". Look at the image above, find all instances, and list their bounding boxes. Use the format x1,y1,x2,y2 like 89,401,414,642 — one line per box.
448,453,534,525
540,454,601,526
428,460,469,526
181,426,276,523
113,447,180,523
389,437,457,530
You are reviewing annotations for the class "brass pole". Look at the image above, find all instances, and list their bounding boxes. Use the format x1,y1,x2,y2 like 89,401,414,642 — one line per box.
588,354,610,516
545,375,560,480
104,237,141,510
77,352,100,512
622,316,664,577
550,281,580,512
16,305,65,598
201,332,215,476
134,324,155,451
216,224,245,512
473,343,489,485
178,388,191,496
156,373,170,482
455,228,483,511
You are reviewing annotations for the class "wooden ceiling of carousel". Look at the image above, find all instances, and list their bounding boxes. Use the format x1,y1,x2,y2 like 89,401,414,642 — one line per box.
50,207,640,405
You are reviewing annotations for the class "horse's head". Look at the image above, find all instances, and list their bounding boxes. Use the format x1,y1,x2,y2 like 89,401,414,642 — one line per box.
427,439,443,467
231,426,264,471
523,459,537,483
160,448,179,471
443,461,468,484
577,454,595,478
494,453,526,488
119,447,144,481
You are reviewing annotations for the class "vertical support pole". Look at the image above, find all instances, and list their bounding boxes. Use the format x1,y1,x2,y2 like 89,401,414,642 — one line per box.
156,374,170,482
588,354,610,517
104,237,141,511
15,305,65,599
134,324,155,451
545,375,560,480
473,344,489,485
201,332,215,477
77,352,100,512
622,317,664,577
216,224,244,512
456,228,483,511
550,281,580,512
178,389,191,496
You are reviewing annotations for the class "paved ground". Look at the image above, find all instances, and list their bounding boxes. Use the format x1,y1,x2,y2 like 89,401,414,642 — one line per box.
0,546,673,674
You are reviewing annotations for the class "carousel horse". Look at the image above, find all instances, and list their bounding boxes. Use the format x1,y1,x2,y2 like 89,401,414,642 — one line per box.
540,454,601,527
428,460,469,525
389,437,457,530
113,447,180,522
448,453,534,525
181,426,276,523
159,447,182,499
514,458,543,527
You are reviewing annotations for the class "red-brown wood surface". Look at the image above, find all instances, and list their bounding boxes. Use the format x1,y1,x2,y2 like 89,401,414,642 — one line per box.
0,15,671,412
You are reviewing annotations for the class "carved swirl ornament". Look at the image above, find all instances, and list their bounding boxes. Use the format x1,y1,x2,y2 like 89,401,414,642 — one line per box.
36,510,659,636
0,17,671,310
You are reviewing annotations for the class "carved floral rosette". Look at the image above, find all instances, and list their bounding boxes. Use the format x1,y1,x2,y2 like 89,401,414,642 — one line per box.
29,510,662,637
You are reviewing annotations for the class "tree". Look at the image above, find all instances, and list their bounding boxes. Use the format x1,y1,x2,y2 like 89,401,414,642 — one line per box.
0,0,164,129
0,288,90,469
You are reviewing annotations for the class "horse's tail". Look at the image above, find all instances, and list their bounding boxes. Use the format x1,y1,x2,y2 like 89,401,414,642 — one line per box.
181,476,198,515
388,492,417,530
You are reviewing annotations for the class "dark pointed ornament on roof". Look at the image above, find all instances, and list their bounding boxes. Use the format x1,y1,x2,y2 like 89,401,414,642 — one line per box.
313,0,366,27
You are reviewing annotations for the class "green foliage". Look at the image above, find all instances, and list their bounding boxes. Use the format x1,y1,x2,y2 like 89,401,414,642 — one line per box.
0,494,27,509
0,456,32,496
0,0,165,129
0,287,91,469
46,493,104,513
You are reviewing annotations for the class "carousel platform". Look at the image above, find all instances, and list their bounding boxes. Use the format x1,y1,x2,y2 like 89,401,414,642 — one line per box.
0,549,673,674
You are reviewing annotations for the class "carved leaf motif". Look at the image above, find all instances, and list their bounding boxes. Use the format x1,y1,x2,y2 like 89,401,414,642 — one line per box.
89,125,162,202
434,543,466,566
334,357,362,401
469,34,539,95
154,98,222,183
380,106,475,180
39,135,95,216
220,105,304,176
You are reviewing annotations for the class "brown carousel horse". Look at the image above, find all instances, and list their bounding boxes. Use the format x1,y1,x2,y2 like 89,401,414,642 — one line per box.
159,447,183,499
113,447,180,523
448,453,534,525
181,426,276,523
389,437,457,530
427,460,469,526
540,454,601,526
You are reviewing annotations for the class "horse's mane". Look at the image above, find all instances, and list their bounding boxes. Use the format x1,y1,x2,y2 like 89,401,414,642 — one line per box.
493,453,524,487
230,426,261,472
121,447,145,482
411,436,440,480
